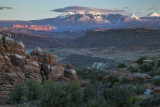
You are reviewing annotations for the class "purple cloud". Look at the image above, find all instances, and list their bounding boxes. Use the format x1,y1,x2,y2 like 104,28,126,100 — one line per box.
0,6,12,10
52,6,125,14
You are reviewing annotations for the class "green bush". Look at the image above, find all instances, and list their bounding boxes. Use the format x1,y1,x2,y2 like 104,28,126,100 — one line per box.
135,77,145,84
98,74,105,81
135,85,146,95
64,81,84,107
6,80,84,107
153,78,160,86
0,82,6,85
88,96,109,107
150,61,156,67
157,60,160,67
37,80,66,107
140,64,153,72
84,84,96,102
128,66,139,73
140,95,160,106
147,71,160,77
105,83,141,107
136,56,147,65
120,77,130,84
77,69,108,84
107,76,119,87
118,63,126,69
25,79,39,101
8,85,24,104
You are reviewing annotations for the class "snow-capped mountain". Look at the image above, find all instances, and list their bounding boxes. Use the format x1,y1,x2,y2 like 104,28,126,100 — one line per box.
128,14,139,19
145,12,160,17
55,12,130,24
1,12,160,31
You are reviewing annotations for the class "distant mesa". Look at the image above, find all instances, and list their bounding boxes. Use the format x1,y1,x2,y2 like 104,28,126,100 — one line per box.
13,24,57,31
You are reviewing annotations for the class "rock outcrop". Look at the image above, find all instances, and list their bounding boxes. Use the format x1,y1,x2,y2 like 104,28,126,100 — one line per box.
64,64,80,82
0,33,79,100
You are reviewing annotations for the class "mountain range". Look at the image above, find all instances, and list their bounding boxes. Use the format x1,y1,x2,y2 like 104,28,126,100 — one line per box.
0,12,160,31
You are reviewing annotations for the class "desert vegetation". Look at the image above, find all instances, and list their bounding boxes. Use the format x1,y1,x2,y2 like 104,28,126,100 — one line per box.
1,56,160,107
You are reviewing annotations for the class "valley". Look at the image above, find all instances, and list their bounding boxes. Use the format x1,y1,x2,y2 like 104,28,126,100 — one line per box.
1,2,160,106
25,47,160,70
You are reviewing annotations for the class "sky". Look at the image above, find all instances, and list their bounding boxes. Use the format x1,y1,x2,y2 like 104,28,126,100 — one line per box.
0,0,160,20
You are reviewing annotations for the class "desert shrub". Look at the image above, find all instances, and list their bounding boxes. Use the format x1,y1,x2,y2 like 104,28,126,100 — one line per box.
6,80,84,107
84,84,96,102
153,78,160,86
64,81,84,107
118,63,126,69
140,95,160,107
98,74,105,81
128,66,139,73
140,64,153,72
136,56,147,65
105,83,141,107
37,80,66,107
147,71,160,77
0,82,6,85
135,85,146,95
120,77,130,84
157,60,160,67
7,85,25,104
150,61,156,67
107,76,119,87
135,77,145,84
88,96,109,107
25,79,39,101
0,100,5,105
77,69,108,84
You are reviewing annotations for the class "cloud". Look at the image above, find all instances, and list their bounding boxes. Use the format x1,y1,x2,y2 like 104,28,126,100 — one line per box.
148,6,159,11
52,6,125,14
123,7,129,9
148,7,155,10
155,8,159,11
0,6,12,10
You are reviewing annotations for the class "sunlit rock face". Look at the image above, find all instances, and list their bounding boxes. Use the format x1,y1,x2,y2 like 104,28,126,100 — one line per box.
0,34,79,100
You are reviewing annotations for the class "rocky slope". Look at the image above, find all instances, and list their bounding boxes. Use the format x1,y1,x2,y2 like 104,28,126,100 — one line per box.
0,31,64,48
0,33,79,99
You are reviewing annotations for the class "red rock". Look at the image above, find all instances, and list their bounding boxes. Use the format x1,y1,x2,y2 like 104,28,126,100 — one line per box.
0,34,79,100
49,65,64,81
66,64,75,70
64,65,79,82
10,54,25,67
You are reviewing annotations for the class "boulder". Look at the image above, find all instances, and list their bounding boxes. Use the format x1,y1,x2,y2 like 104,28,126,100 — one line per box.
24,64,42,83
49,64,64,81
144,89,152,95
10,54,25,67
64,64,79,82
153,87,160,94
58,77,71,83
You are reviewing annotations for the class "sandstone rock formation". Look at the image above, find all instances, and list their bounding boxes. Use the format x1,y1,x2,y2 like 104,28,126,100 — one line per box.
64,64,80,82
0,33,79,100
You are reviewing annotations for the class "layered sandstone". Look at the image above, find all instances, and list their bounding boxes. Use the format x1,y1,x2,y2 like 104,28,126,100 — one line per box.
0,33,79,100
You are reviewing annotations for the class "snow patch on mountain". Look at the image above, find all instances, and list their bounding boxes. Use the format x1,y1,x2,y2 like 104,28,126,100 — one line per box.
128,14,139,19
146,12,160,17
